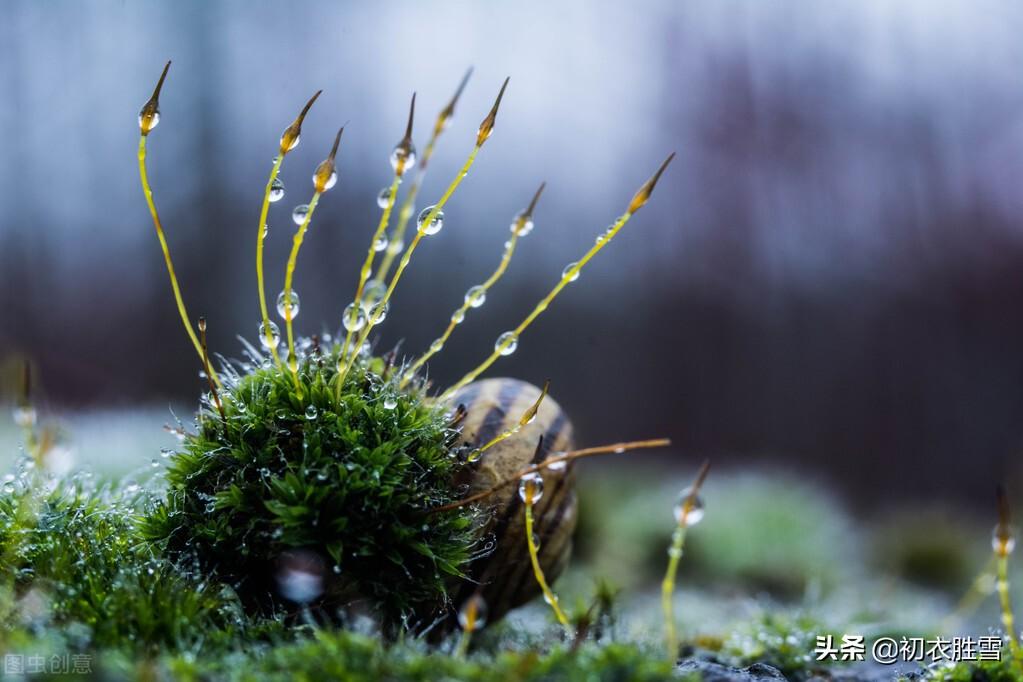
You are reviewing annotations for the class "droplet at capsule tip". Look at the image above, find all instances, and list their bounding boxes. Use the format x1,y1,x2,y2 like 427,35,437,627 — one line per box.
628,151,676,214
391,94,418,176
139,60,171,136
313,126,344,193
476,76,510,147
280,89,323,156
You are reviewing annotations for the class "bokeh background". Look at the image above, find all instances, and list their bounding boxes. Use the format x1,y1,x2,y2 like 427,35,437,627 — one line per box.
3,0,1023,505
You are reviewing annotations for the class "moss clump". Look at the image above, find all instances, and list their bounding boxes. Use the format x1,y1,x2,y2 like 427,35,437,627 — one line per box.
0,480,256,653
143,345,480,628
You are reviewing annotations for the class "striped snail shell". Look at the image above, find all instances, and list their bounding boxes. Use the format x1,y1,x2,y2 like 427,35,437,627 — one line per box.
449,378,577,625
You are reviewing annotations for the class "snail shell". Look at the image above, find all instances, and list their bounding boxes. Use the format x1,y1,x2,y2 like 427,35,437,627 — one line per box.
449,378,577,624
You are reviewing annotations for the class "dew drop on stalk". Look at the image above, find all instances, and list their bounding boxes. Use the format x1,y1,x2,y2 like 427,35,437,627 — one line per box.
374,235,388,252
370,300,389,323
269,178,285,202
547,460,567,472
495,331,518,356
12,406,37,428
287,350,299,373
138,108,160,131
464,286,486,309
993,525,1017,555
387,238,405,255
429,339,444,353
160,448,173,459
383,396,398,410
417,206,444,235
258,321,281,350
305,405,318,420
124,480,140,494
510,212,534,237
518,472,544,503
315,169,338,191
151,459,160,468
451,309,465,324
673,486,705,526
362,280,387,307
562,263,580,282
390,143,417,173
292,204,310,225
377,186,394,209
342,303,366,332
457,594,488,630
276,289,300,321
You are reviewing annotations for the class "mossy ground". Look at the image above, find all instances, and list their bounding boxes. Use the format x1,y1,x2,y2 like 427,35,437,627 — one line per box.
0,410,1020,680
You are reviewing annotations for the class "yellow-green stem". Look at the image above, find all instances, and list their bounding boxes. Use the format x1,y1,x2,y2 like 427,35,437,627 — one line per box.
525,499,570,627
440,211,633,401
337,146,481,390
402,230,520,388
257,155,285,366
374,135,438,286
998,553,1022,666
662,524,688,661
338,173,402,375
941,556,998,634
138,136,222,388
283,193,322,394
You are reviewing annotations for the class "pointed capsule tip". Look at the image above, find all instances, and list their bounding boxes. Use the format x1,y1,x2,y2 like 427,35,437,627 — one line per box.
627,152,676,214
525,182,547,217
404,92,416,140
329,125,345,159
476,77,511,146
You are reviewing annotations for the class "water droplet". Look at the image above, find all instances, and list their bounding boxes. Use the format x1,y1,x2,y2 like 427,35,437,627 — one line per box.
374,235,388,252
387,238,405,255
287,349,299,373
994,525,1017,555
377,186,394,209
596,228,612,246
160,448,173,458
315,169,338,191
518,472,544,504
151,459,160,468
531,532,542,550
362,280,387,307
269,178,285,202
370,300,389,323
429,339,444,353
305,405,318,420
383,396,398,410
451,309,466,324
332,564,342,575
138,108,160,131
275,551,325,604
547,460,567,472
12,407,37,428
263,223,270,238
292,204,310,225
124,480,140,494
673,486,705,526
457,594,488,630
390,143,417,173
417,206,444,235
510,212,534,237
258,321,281,350
342,304,366,332
495,331,518,356
464,286,486,308
562,263,580,283
276,289,301,321
542,592,559,606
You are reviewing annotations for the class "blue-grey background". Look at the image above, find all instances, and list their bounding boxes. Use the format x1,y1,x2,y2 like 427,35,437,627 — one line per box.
3,0,1023,502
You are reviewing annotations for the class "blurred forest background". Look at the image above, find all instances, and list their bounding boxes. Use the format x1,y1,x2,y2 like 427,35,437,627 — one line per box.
3,0,1023,504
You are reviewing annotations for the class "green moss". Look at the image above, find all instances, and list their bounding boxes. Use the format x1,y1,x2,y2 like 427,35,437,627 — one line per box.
0,480,261,653
142,344,481,628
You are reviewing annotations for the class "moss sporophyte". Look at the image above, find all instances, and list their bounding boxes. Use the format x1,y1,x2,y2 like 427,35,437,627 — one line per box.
134,61,675,634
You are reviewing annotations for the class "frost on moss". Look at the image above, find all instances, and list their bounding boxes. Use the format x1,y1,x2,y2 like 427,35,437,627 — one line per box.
142,346,482,629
